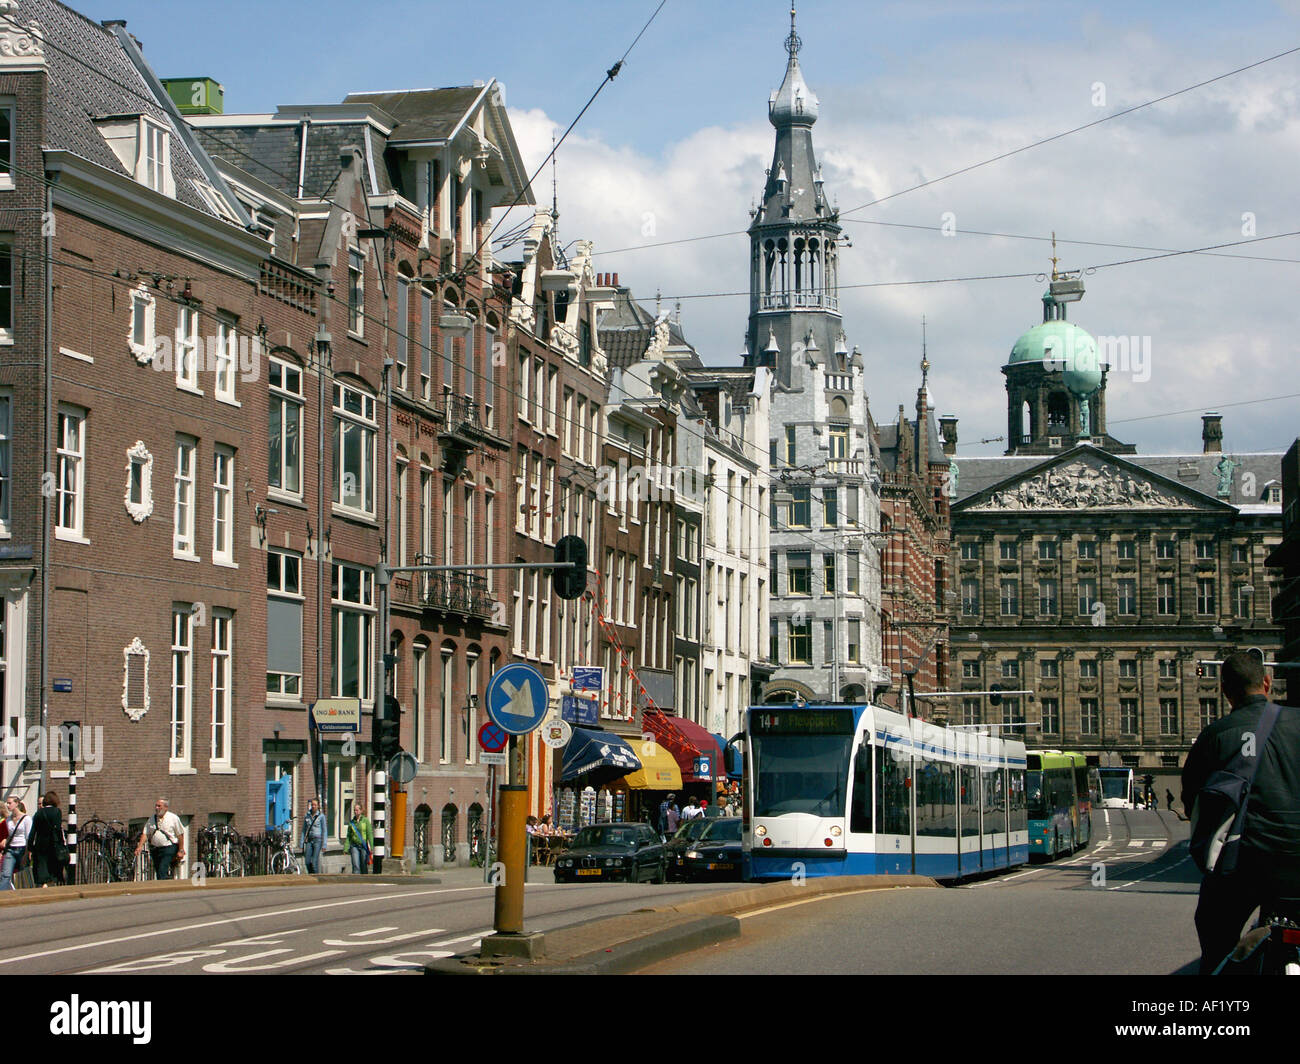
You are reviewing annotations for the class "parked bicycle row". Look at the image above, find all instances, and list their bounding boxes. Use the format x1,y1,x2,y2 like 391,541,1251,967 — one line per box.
0,791,305,889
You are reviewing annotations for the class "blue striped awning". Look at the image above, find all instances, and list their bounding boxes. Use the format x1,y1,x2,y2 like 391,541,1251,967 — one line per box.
560,728,642,784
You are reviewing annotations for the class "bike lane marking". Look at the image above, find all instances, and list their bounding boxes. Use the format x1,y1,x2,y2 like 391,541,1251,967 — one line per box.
0,885,494,968
322,930,491,975
322,926,446,947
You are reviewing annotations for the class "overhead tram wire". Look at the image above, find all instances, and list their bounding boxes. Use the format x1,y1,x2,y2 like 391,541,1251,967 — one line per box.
457,0,669,285
588,42,1300,258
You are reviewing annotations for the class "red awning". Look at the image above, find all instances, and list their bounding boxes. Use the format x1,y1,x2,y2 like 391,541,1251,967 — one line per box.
642,711,723,784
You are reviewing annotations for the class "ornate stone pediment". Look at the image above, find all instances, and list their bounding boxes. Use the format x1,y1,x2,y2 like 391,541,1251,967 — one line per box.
968,452,1198,512
0,1,44,67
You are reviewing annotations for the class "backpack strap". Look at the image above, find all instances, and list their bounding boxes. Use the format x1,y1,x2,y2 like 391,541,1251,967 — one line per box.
1226,702,1282,841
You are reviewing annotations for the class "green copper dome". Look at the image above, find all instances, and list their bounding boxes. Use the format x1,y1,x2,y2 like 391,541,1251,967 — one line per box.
1008,319,1101,391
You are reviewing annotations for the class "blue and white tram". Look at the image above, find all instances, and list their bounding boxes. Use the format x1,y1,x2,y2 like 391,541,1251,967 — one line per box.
742,703,1029,881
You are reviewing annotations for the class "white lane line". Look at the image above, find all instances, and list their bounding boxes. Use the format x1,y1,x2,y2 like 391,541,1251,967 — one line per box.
0,885,495,967
1107,854,1190,891
323,929,491,975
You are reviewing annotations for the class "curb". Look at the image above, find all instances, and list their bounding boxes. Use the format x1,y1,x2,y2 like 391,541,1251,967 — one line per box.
0,872,438,907
426,874,938,975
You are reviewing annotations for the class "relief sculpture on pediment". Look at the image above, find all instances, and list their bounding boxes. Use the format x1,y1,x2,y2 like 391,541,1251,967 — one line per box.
979,459,1184,511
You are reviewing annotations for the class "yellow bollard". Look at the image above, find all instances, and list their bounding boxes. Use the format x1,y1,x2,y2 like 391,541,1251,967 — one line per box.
494,784,527,934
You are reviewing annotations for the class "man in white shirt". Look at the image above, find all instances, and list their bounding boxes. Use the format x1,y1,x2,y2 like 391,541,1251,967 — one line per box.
134,798,185,880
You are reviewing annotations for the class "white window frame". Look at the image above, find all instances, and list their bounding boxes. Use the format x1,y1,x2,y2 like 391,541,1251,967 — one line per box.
212,445,235,565
267,549,303,701
55,405,86,541
129,283,156,364
176,304,200,391
171,606,194,770
139,117,172,195
210,610,234,770
331,563,375,704
0,104,12,193
0,392,10,535
348,247,364,338
0,243,14,344
332,382,376,517
214,315,238,404
173,435,198,559
269,357,303,499
395,275,410,391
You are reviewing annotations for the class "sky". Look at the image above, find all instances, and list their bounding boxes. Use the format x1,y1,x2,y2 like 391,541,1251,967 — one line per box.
73,0,1300,458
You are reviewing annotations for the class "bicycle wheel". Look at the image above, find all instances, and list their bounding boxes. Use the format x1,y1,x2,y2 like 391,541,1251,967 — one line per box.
269,850,291,875
79,850,112,885
227,846,247,878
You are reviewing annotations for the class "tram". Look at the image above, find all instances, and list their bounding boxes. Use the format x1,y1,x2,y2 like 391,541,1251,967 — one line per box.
742,702,1029,881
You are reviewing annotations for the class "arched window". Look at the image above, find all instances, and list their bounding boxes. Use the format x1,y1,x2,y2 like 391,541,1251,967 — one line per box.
412,638,429,761
441,802,459,864
440,641,455,763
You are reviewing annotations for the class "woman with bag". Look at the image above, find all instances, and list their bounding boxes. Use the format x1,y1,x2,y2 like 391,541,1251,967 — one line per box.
0,797,32,890
28,792,67,887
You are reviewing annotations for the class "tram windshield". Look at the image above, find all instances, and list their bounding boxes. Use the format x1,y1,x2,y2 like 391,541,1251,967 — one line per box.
751,734,853,818
1100,772,1131,801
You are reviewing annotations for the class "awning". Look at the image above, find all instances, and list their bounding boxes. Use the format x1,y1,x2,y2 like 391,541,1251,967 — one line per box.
712,732,744,780
560,728,642,785
643,711,724,784
621,742,683,790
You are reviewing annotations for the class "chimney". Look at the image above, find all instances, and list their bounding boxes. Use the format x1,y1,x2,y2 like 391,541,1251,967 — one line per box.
612,273,619,288
1202,412,1223,455
939,415,958,457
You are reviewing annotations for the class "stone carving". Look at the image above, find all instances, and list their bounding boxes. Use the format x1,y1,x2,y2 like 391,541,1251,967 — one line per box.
976,457,1186,511
1215,455,1239,498
645,314,671,362
0,0,44,63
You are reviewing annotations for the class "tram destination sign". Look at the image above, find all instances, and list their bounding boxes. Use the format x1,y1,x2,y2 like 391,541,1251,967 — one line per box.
752,708,855,734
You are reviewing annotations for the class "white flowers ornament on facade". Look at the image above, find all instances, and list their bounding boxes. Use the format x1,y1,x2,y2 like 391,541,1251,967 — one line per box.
124,440,153,522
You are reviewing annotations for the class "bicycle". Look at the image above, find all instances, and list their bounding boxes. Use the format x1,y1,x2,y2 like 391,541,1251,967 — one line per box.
267,822,301,875
197,823,246,878
78,818,143,884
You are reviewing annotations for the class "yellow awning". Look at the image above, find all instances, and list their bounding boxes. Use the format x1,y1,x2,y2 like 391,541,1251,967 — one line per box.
621,743,683,790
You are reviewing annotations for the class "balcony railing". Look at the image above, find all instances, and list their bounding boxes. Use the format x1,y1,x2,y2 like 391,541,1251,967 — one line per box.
393,561,496,621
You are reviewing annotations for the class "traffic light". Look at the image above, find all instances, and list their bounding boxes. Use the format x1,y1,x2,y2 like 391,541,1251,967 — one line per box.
373,694,402,761
989,683,1002,707
553,535,588,600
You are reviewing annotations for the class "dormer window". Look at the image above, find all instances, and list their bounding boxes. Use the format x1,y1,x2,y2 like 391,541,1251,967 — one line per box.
140,118,170,194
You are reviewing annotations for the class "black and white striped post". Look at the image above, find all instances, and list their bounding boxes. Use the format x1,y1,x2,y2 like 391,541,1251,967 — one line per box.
63,721,80,883
372,768,386,874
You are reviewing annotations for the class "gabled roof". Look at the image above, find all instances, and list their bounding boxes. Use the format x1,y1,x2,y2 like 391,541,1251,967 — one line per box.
343,87,486,143
35,0,240,220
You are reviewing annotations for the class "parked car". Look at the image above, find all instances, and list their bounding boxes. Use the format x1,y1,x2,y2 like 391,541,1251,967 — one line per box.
679,817,743,881
664,817,714,880
553,823,667,884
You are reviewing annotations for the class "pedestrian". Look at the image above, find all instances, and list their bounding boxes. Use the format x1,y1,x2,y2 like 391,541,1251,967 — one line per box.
28,792,67,887
701,798,718,819
658,793,678,835
302,797,325,874
0,797,32,890
1181,650,1300,975
345,802,373,874
134,798,185,880
1165,788,1175,813
682,798,700,821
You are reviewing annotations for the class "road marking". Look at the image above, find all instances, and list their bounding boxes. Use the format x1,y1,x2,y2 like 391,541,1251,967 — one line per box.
203,948,347,973
323,929,490,975
0,885,494,968
1108,854,1190,891
322,927,445,947
736,888,924,919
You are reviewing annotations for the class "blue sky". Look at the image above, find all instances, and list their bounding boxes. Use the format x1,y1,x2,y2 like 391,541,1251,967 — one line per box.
74,0,1300,457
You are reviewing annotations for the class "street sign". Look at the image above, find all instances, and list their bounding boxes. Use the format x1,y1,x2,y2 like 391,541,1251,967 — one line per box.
694,756,712,778
388,751,418,784
561,695,598,727
52,679,73,693
480,751,507,767
540,718,572,749
484,663,550,736
572,666,604,692
311,698,361,733
478,721,508,754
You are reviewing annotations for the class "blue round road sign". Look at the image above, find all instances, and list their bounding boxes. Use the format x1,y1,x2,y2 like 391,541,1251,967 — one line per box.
485,663,550,736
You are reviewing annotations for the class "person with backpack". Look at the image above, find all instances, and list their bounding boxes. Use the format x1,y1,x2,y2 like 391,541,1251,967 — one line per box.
0,797,32,890
1181,651,1300,974
28,792,67,887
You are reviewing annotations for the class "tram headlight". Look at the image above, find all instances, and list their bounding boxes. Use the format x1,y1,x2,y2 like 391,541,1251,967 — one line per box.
830,825,842,837
754,825,767,838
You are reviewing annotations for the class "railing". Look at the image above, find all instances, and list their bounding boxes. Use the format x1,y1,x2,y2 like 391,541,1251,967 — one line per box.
825,374,853,391
825,459,865,475
425,571,495,620
441,393,482,433
759,292,839,312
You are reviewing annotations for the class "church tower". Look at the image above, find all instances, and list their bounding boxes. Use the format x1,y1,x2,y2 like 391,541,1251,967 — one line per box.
751,8,887,706
743,6,847,386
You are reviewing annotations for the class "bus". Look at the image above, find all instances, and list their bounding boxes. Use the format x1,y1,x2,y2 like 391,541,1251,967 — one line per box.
1053,750,1098,849
1098,767,1135,809
1025,751,1082,860
742,703,1028,881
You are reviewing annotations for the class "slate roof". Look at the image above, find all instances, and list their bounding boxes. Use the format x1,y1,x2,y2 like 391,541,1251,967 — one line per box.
343,87,484,143
877,407,950,474
952,445,1281,510
36,0,229,218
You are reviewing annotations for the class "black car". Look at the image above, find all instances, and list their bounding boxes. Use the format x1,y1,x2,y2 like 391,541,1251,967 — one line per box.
664,817,714,880
553,823,667,884
678,817,743,881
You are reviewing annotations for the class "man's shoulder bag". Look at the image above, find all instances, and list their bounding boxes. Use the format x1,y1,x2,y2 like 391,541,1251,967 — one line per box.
1189,703,1281,876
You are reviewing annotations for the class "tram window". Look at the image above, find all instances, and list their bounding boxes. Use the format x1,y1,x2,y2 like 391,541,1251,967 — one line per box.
982,767,1005,836
1009,769,1028,834
916,760,956,838
850,744,872,833
875,743,910,836
961,766,979,837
